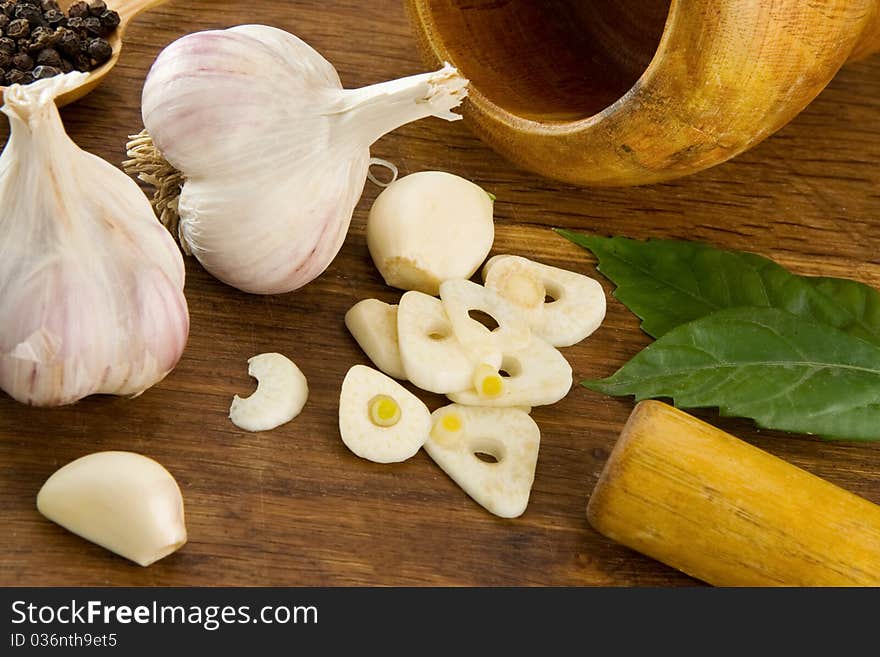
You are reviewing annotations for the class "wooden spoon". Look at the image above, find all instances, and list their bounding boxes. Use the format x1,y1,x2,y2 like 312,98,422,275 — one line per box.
0,0,169,107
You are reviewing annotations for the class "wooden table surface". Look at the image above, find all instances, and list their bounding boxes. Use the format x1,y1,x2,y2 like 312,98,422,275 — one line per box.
2,0,879,587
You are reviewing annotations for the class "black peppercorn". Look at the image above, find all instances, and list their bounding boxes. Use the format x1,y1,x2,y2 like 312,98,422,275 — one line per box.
56,29,79,57
6,67,26,84
86,37,110,64
66,15,83,31
35,47,60,67
99,9,119,31
6,18,29,39
11,51,32,70
88,1,107,16
83,16,101,36
13,4,43,28
32,64,60,79
28,25,54,50
68,1,89,19
43,9,64,27
72,51,89,71
0,0,123,85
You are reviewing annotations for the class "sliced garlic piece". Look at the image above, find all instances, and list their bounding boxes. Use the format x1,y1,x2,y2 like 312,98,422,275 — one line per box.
397,291,501,394
425,404,540,518
481,255,545,328
37,451,187,567
448,337,572,407
344,299,406,380
367,171,495,295
483,255,606,347
339,365,431,463
439,279,531,364
229,353,308,432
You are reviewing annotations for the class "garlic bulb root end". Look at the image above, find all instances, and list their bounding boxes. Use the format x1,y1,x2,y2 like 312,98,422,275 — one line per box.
123,129,189,255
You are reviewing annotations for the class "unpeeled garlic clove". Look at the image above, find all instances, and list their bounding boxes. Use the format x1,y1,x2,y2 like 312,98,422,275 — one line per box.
367,171,495,295
448,337,572,407
483,255,606,347
425,404,540,518
229,353,308,432
439,279,531,364
339,365,431,463
397,291,501,394
344,299,407,380
37,451,187,567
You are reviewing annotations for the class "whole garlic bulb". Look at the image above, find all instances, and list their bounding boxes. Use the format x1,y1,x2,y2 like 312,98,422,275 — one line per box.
0,74,189,407
134,25,468,295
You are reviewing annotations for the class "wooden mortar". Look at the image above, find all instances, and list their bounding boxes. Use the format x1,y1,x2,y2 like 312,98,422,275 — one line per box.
407,0,880,186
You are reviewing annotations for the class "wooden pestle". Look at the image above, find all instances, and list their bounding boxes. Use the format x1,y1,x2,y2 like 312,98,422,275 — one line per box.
587,401,880,586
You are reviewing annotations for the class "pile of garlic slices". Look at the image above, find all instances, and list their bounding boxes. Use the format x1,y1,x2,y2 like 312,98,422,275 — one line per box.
339,178,606,518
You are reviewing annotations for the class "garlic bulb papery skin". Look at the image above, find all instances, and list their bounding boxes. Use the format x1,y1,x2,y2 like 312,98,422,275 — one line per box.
0,74,189,407
140,25,468,295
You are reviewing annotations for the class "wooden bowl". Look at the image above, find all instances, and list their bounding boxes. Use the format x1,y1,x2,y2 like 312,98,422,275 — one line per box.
407,0,880,186
0,0,168,108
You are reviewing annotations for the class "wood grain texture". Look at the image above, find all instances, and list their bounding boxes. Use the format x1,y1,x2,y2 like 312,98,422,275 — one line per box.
0,0,879,586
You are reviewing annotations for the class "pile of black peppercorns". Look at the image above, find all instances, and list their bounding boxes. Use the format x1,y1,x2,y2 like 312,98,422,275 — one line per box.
0,0,119,86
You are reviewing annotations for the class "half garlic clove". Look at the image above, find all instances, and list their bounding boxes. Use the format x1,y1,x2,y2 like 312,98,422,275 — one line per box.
37,451,187,567
344,299,407,380
397,291,501,394
448,337,572,407
339,364,431,463
229,353,309,432
483,255,606,347
425,404,540,518
439,279,531,363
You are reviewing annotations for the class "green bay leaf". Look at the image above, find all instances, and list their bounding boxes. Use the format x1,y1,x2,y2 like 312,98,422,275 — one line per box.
806,276,880,346
555,230,880,347
584,307,880,441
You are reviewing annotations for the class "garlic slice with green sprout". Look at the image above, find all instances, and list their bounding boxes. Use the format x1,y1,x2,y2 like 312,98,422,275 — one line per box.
126,25,469,295
0,73,189,407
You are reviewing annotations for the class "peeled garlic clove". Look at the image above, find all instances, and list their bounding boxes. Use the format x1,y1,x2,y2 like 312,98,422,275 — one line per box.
0,74,189,407
397,291,501,394
483,255,606,347
138,26,468,294
366,171,495,295
37,451,187,567
339,365,431,463
229,353,308,432
448,337,572,407
344,299,406,380
439,279,531,364
425,404,540,518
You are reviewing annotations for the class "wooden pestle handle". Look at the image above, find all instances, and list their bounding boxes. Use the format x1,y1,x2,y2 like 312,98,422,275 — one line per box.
587,401,880,586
